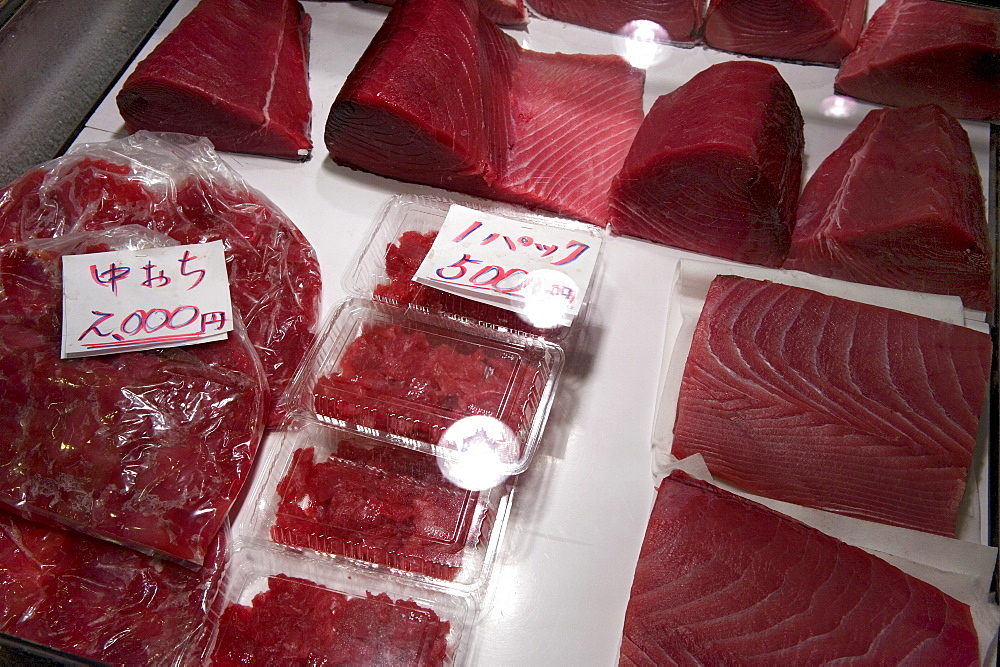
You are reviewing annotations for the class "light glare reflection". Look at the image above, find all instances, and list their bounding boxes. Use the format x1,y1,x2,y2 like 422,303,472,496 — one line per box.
517,269,579,330
437,416,519,491
617,20,670,69
821,95,858,119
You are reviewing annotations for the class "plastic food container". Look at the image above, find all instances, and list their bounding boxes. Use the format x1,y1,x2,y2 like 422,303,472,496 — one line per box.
210,545,475,666
281,298,564,480
245,420,514,591
343,194,606,343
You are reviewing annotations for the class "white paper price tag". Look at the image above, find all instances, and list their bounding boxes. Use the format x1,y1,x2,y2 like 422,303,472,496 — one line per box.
412,205,601,328
61,241,234,358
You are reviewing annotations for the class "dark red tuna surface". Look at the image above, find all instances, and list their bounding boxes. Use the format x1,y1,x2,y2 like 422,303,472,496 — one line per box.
528,0,704,44
609,61,803,267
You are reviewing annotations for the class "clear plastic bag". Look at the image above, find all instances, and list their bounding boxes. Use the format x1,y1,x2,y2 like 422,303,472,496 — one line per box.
0,226,266,565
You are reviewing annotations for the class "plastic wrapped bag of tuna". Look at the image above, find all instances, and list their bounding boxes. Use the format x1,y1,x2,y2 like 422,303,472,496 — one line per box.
0,130,322,427
0,226,266,566
0,507,228,666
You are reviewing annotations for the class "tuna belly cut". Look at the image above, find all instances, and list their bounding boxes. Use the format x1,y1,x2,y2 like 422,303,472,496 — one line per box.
835,0,1000,122
528,0,704,44
325,0,645,226
620,471,981,665
671,275,992,538
703,0,866,65
785,104,992,312
116,0,313,160
609,60,803,267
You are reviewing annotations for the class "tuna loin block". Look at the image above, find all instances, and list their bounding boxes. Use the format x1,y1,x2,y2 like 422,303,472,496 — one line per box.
835,0,1000,122
703,0,867,65
528,0,704,44
117,0,313,160
785,104,992,312
671,276,992,538
621,471,980,665
609,61,803,267
325,0,645,225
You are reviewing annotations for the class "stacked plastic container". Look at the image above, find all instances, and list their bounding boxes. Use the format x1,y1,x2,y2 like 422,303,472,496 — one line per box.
225,195,604,664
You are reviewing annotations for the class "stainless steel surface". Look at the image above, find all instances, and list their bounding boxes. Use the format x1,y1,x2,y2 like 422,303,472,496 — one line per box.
0,0,176,187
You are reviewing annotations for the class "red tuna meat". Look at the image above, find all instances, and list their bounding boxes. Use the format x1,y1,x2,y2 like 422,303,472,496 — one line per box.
620,471,980,665
608,61,803,267
785,104,992,312
117,0,313,159
703,0,866,65
211,574,450,666
362,0,528,25
313,323,545,455
271,441,483,580
671,275,992,537
527,0,703,44
835,0,1000,122
325,0,645,226
0,509,227,666
0,134,322,426
0,232,266,565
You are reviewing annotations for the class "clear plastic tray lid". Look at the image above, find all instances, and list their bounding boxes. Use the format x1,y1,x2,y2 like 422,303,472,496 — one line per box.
280,298,564,484
343,194,606,343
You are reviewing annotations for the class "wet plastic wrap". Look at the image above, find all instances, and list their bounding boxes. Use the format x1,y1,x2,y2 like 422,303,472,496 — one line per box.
0,507,228,666
0,226,266,565
0,131,322,427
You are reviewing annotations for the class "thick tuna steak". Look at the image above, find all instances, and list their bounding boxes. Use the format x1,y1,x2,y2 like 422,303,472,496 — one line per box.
117,0,313,159
703,0,867,65
621,471,980,665
527,0,703,44
608,61,803,267
835,0,1000,122
325,0,645,225
784,104,992,312
0,509,227,666
671,275,992,537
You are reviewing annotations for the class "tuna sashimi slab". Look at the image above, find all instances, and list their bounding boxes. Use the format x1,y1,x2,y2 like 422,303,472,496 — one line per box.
325,0,645,225
527,0,703,44
0,133,322,426
609,61,803,267
211,574,450,665
835,0,1000,122
0,509,227,666
0,230,266,564
620,471,980,665
117,0,313,159
785,104,992,312
271,441,483,581
671,275,992,537
703,0,867,65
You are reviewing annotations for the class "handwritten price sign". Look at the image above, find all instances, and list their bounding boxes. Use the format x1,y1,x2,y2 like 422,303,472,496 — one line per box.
61,240,234,358
413,205,602,328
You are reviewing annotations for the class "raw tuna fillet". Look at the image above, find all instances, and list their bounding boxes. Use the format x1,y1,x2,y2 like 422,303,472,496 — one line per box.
210,574,451,666
0,133,322,427
117,0,313,159
0,229,266,565
271,441,484,580
609,61,803,267
363,0,528,25
325,0,645,225
527,0,703,44
620,471,980,665
0,509,227,666
835,0,1000,122
703,0,867,65
313,322,545,458
671,275,992,537
785,104,992,311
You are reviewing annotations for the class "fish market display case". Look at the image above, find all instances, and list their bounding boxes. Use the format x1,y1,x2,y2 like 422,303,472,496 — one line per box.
1,0,999,664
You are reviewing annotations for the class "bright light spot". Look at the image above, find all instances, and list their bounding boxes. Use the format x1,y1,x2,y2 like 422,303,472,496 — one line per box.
437,416,520,491
821,95,858,119
616,20,671,69
517,269,579,330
